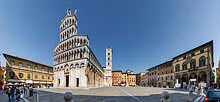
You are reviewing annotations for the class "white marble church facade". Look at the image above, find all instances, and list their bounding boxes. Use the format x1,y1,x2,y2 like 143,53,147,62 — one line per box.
53,8,112,88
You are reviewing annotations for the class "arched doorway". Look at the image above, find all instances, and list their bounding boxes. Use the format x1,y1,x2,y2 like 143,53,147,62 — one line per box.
198,71,207,84
189,72,197,86
182,74,188,88
175,74,181,84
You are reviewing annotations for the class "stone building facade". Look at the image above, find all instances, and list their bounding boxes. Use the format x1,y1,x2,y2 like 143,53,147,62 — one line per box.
112,70,122,86
148,67,158,87
121,73,127,86
0,67,5,86
173,41,213,88
111,70,137,86
53,9,112,88
136,72,146,86
140,72,149,87
3,53,53,88
127,74,136,86
157,61,174,88
146,41,214,88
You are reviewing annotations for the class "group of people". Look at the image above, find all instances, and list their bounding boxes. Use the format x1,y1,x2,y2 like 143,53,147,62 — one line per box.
0,84,29,102
0,84,7,94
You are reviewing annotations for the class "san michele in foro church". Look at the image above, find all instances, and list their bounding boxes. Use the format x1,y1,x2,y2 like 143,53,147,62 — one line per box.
53,8,112,88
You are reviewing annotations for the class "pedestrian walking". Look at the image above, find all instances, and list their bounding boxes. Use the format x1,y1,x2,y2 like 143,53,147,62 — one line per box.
4,85,6,94
0,85,2,93
16,90,21,101
11,86,16,101
16,86,20,101
23,86,26,97
27,84,29,89
20,91,24,99
7,86,11,101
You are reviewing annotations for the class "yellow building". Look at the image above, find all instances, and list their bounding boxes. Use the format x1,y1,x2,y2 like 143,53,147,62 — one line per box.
0,67,6,86
3,53,53,88
173,40,213,88
120,71,136,86
127,74,136,86
121,73,127,86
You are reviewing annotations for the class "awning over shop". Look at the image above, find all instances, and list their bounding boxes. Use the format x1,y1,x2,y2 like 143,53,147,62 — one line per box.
33,81,40,84
7,79,25,83
40,82,47,84
47,82,53,84
26,80,33,83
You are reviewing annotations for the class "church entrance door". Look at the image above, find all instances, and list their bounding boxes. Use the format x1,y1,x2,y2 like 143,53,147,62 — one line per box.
66,75,69,87
76,78,79,87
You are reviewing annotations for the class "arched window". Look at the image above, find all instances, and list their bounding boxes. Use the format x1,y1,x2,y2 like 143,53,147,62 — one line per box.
190,59,196,69
80,53,82,58
80,39,83,45
175,64,180,72
199,56,206,67
182,62,187,70
67,31,69,38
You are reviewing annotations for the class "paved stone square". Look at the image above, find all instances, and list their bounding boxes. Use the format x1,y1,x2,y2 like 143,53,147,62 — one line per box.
26,86,196,102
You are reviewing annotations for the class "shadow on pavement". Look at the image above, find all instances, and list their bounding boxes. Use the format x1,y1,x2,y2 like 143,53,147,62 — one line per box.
31,89,196,102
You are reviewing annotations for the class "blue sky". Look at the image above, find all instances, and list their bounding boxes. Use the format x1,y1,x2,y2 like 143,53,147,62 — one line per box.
0,0,220,74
